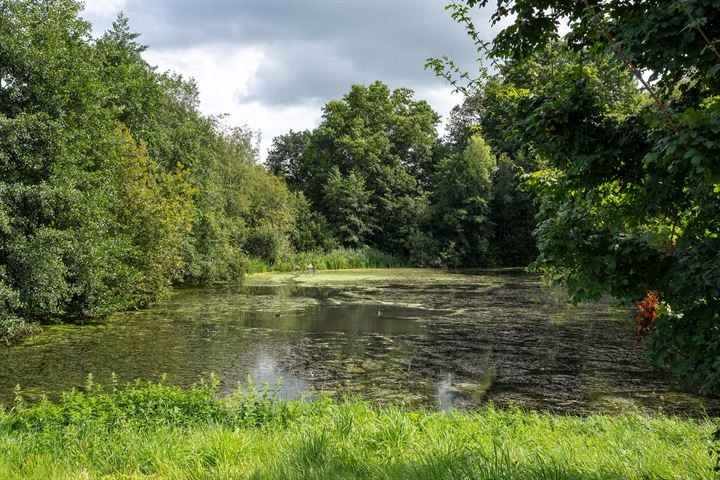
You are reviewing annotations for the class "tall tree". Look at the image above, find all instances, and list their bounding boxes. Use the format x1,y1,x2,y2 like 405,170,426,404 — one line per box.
0,1,301,342
266,130,313,190
435,0,720,392
270,81,442,256
430,134,497,266
322,167,374,247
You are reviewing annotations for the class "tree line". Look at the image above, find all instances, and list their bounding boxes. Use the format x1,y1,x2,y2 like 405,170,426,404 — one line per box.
266,81,537,268
3,0,718,395
0,0,533,345
1,1,300,343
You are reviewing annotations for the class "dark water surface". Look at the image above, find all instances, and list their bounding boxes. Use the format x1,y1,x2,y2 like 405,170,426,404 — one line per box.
1,269,716,415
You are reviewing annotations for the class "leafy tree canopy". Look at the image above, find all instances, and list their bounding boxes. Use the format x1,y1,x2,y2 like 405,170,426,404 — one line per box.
434,0,720,392
0,0,299,340
269,81,445,255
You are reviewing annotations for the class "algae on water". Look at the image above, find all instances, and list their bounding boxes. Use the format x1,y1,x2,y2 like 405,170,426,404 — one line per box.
0,269,716,415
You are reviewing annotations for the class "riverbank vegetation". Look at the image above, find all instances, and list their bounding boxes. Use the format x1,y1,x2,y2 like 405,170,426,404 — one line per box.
0,0,717,415
0,0,533,346
242,248,406,274
0,379,715,479
428,0,720,393
1,0,719,476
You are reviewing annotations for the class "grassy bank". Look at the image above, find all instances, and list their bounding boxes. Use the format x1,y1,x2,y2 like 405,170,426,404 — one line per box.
0,379,716,479
244,247,408,273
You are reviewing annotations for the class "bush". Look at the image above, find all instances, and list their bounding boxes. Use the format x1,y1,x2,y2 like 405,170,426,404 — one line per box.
290,193,338,252
243,226,288,265
6,376,298,432
0,270,38,345
0,315,38,346
111,126,196,305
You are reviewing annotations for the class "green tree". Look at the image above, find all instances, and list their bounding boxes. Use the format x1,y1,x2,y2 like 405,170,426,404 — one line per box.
489,154,537,265
0,0,302,342
185,125,297,280
322,167,375,248
270,81,442,256
290,193,337,252
0,0,128,327
430,134,497,266
441,43,635,266
266,130,313,190
436,0,720,392
111,126,195,304
446,87,540,266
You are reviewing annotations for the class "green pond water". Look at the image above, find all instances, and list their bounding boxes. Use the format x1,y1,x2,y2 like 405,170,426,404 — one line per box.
1,269,716,415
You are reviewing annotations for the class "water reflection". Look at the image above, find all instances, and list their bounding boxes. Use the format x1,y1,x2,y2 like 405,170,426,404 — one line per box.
0,269,716,416
436,372,455,410
247,353,310,401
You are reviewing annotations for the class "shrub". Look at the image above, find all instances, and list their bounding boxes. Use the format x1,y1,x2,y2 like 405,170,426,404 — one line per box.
243,226,288,265
6,376,298,433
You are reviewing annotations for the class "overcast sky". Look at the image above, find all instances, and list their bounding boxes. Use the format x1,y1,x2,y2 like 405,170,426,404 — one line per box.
82,0,496,159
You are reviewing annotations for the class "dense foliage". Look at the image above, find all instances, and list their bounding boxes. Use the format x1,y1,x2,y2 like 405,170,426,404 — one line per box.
0,379,713,479
0,0,313,342
434,0,720,392
3,0,532,344
268,82,441,256
268,82,537,267
429,135,496,266
0,0,514,345
444,83,540,266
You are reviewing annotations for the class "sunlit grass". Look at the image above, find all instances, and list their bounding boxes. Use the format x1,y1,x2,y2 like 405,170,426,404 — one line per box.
0,379,716,479
245,247,407,274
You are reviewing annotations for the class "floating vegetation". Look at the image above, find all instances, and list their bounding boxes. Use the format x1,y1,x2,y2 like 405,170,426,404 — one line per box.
1,269,716,416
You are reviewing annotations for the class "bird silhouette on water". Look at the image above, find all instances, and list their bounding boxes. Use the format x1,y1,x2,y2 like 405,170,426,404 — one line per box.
203,327,217,338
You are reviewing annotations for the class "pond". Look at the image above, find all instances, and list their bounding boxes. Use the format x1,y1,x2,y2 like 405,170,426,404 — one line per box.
0,269,716,415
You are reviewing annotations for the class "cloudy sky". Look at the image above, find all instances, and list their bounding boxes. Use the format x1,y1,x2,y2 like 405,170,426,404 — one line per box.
82,0,496,159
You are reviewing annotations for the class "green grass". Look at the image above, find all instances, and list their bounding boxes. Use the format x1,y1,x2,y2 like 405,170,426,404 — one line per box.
245,247,408,274
0,379,717,479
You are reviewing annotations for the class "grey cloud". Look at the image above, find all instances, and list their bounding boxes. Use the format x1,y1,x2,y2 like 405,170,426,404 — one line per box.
240,41,358,106
91,0,493,107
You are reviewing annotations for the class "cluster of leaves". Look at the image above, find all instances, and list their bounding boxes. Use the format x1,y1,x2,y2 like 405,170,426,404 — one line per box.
429,135,496,267
268,82,438,256
436,0,720,392
635,291,661,344
111,126,196,305
0,0,302,341
444,84,540,266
